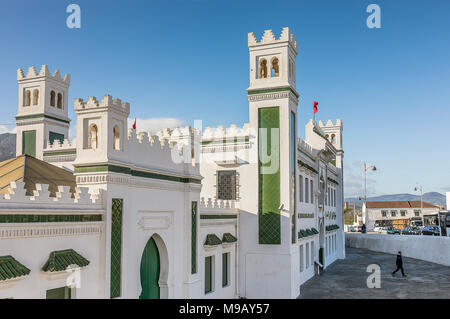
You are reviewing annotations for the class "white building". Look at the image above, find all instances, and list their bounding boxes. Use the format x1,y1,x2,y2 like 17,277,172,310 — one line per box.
0,27,345,299
362,201,441,232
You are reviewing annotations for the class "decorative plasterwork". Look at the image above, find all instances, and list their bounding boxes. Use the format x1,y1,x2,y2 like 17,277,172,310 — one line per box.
137,211,173,231
0,222,103,239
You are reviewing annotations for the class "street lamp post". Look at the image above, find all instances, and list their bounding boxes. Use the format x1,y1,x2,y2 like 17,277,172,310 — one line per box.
363,163,377,229
414,185,424,232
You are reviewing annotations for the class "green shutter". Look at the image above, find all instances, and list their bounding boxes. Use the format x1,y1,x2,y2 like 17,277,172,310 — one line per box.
191,201,197,274
205,256,212,294
49,131,64,145
22,130,36,157
46,287,71,299
110,199,123,299
258,107,281,244
222,253,229,287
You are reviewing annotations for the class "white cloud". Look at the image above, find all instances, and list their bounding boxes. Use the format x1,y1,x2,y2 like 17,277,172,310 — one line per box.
127,117,186,134
0,125,16,134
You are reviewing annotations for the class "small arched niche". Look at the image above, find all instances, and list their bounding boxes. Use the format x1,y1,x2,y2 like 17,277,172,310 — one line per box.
50,91,56,107
113,125,120,150
33,89,39,105
57,93,63,109
88,124,98,149
25,90,31,106
259,59,267,79
271,57,279,77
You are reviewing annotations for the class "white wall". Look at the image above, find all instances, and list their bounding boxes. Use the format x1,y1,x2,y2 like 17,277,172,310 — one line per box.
346,233,450,266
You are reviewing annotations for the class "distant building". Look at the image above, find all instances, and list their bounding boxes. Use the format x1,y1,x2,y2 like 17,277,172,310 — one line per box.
363,201,441,231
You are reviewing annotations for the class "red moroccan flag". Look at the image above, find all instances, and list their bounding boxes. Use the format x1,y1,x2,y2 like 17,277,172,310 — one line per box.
132,118,136,130
313,101,319,114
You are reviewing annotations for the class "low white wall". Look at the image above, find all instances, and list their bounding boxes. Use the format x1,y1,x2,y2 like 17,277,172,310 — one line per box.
346,233,450,267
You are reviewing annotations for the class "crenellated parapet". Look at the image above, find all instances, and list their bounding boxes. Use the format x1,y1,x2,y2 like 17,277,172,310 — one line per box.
0,181,103,206
17,65,70,85
248,27,298,51
74,95,130,116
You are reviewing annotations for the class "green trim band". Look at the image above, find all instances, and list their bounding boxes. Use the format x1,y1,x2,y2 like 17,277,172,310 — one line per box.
15,114,70,124
200,214,237,220
0,214,103,224
43,150,77,157
74,164,202,184
247,87,299,98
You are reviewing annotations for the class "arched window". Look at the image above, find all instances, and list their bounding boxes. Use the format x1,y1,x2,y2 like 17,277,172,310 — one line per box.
88,124,98,149
33,89,39,105
271,58,279,77
113,125,120,150
25,90,31,106
57,93,63,109
259,59,267,78
325,134,329,140
331,134,336,145
50,91,55,107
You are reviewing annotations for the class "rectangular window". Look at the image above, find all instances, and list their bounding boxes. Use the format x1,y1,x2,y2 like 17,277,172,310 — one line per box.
391,210,397,217
305,243,310,269
222,253,229,287
191,201,197,274
334,189,336,207
217,170,237,200
310,180,314,204
311,241,315,266
400,210,407,217
305,178,309,203
414,210,421,217
299,176,303,202
300,245,304,272
22,130,36,157
381,210,388,217
110,198,123,299
46,287,71,299
205,256,214,294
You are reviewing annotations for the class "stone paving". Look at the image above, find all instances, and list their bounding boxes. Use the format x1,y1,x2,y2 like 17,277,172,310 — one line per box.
298,247,450,299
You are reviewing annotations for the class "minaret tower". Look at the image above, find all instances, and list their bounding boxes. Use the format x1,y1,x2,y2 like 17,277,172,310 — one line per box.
238,27,300,298
15,65,71,159
247,27,299,246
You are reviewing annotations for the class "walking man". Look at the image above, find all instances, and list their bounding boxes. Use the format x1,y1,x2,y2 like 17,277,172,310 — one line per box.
392,251,407,277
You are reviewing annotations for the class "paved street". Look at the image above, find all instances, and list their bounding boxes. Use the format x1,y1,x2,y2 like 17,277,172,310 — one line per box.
299,247,450,299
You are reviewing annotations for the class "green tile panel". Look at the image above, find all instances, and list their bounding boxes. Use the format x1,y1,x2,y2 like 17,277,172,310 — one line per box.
110,198,123,298
222,233,237,243
204,234,222,246
0,256,30,281
42,249,89,272
0,214,102,224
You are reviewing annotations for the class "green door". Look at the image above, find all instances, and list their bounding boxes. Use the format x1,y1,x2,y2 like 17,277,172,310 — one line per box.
22,130,36,157
139,237,160,299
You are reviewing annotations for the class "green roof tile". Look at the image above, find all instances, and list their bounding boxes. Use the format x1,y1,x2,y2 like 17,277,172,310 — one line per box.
222,233,237,243
204,234,222,246
0,256,30,281
42,249,90,272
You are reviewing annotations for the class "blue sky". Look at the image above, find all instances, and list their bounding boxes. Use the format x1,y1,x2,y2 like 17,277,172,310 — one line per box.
0,0,449,197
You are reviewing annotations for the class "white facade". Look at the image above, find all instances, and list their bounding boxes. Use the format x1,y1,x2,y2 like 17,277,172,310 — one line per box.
1,27,345,299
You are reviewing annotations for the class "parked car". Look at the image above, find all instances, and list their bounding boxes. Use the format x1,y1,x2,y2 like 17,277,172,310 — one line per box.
401,226,422,235
422,226,441,236
386,226,400,235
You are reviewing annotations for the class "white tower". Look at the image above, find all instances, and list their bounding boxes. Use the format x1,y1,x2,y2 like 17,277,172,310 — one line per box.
240,27,300,298
15,65,71,159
